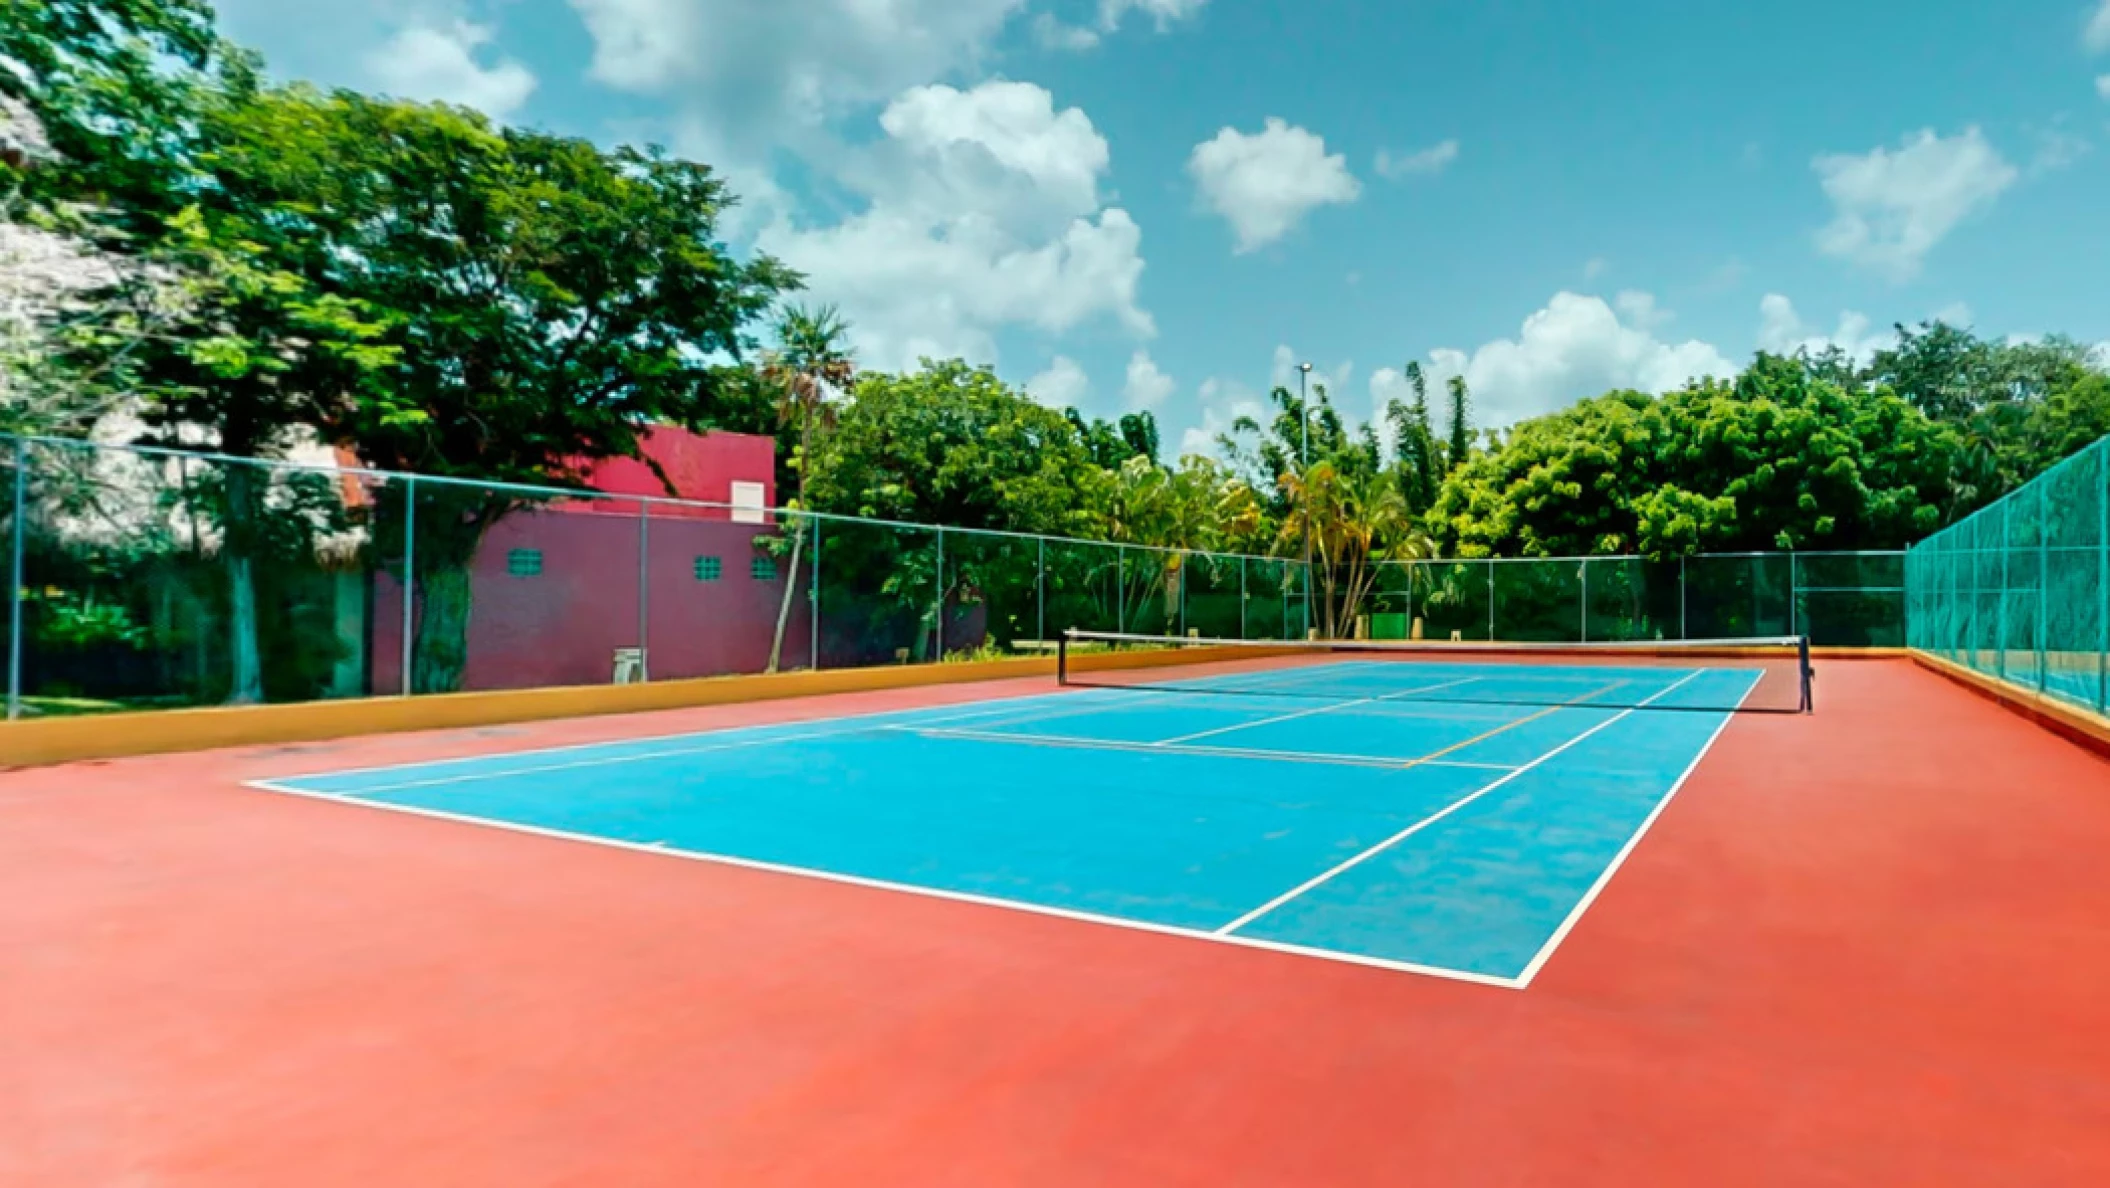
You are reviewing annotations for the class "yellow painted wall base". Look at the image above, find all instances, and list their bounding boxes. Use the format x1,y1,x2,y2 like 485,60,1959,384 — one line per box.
0,655,1070,770
1910,649,2110,760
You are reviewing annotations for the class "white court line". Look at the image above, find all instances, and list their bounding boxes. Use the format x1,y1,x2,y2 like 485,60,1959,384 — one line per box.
260,686,1132,788
239,777,1523,990
1508,668,1762,988
1155,677,1485,746
1213,669,1706,937
892,725,1520,772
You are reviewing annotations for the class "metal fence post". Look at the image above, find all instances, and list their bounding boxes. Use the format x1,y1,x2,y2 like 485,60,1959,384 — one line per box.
933,527,944,661
401,476,417,696
7,439,26,721
636,501,650,681
2037,482,2049,692
1117,542,1126,634
1579,561,1589,642
1239,556,1247,640
812,516,822,671
1789,552,1800,638
1036,535,1045,646
1997,504,2011,683
1486,561,1496,641
1679,555,1688,640
2098,442,2108,712
2097,441,2108,711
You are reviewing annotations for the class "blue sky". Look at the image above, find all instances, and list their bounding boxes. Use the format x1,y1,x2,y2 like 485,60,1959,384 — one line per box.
215,0,2110,455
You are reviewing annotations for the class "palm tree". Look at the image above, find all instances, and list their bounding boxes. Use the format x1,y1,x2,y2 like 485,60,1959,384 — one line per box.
759,303,854,673
1278,460,1432,638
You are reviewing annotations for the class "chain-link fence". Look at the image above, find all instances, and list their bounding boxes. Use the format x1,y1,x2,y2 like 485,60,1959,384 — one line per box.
1369,551,1903,647
2,434,1907,719
1907,435,2109,715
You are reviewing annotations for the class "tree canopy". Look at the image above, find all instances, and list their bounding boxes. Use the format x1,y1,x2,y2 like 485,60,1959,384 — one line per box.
1430,358,1962,558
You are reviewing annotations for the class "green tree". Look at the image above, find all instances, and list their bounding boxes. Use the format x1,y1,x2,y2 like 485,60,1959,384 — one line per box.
1431,362,1962,559
1277,460,1431,637
203,88,793,691
758,302,854,673
126,205,398,701
1064,408,1160,469
1444,374,1473,472
1384,361,1441,511
1,0,249,225
806,360,1102,657
1118,412,1160,465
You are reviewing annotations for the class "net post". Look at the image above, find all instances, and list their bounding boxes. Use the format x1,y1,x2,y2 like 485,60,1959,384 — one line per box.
1057,631,1069,686
1799,634,1814,714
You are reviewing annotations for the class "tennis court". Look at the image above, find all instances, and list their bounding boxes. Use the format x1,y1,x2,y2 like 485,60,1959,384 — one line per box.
9,643,2110,1186
251,636,1805,986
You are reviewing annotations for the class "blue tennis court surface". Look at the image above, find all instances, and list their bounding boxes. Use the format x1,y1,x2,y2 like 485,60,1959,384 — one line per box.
253,659,1759,988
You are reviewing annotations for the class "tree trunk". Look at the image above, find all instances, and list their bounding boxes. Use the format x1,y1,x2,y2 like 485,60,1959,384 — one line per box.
766,525,804,674
412,561,473,694
221,461,264,704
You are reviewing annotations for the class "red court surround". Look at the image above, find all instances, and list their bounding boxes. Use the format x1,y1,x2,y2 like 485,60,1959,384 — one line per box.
4,660,2108,1185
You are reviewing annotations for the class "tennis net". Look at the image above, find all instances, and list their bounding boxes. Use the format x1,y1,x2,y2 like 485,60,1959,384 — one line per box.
1057,630,1813,714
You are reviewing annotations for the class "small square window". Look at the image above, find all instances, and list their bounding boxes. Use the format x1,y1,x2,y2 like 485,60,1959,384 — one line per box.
751,556,777,581
694,556,722,582
506,548,543,577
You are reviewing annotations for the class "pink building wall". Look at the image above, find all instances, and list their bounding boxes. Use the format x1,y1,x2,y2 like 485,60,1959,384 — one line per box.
368,428,816,692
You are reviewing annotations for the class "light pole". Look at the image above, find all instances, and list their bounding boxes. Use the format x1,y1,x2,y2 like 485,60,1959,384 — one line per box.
1298,361,1313,640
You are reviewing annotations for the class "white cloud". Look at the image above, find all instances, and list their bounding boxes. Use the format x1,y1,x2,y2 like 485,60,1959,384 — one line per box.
1614,290,1671,332
1027,355,1092,408
1123,351,1175,410
870,81,1110,234
1180,377,1266,459
1373,139,1459,179
1099,0,1207,32
1812,127,2018,280
2097,74,2110,100
366,20,537,118
2088,1,2110,53
756,81,1153,371
1031,13,1100,50
1423,292,1736,426
1188,118,1361,253
2028,124,2090,174
1756,294,1890,363
569,0,1021,152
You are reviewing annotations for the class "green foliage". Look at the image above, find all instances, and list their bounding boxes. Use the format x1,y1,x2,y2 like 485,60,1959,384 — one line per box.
1444,374,1473,472
1430,362,1963,559
1,0,254,233
808,360,1099,537
180,86,794,690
